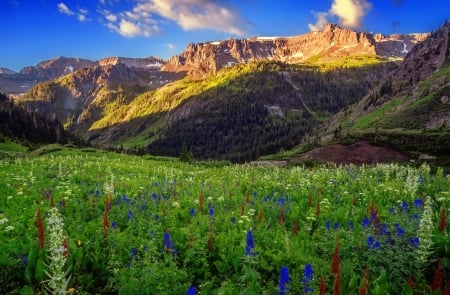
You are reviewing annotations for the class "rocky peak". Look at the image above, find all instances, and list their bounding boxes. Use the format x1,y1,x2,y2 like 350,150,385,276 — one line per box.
162,23,424,77
98,56,165,70
19,56,96,80
387,22,449,92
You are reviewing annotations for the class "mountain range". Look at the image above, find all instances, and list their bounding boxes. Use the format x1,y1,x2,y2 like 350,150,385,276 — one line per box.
0,23,448,164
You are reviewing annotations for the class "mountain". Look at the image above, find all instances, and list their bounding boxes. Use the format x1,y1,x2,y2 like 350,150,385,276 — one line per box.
0,56,165,94
315,21,450,163
162,23,427,77
9,23,441,162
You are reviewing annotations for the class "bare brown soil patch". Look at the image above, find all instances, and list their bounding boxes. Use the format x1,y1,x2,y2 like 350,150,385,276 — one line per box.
298,140,409,165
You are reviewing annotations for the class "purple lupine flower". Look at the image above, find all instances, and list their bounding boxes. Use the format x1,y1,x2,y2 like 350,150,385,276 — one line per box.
302,263,314,294
367,236,375,249
402,201,408,212
186,286,197,295
348,220,354,230
380,223,387,235
245,230,255,256
410,237,419,248
325,221,331,231
279,266,290,295
127,210,134,220
414,198,423,208
396,226,405,237
362,217,370,228
190,208,195,217
334,222,339,230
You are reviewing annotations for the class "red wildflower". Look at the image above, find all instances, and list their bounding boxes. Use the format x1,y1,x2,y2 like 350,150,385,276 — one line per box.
333,268,341,295
292,220,299,236
359,266,369,295
199,191,204,212
319,276,326,295
103,211,109,239
408,275,415,294
444,280,450,295
316,197,321,218
278,208,285,225
431,259,443,291
258,209,264,221
439,208,447,232
63,238,69,258
189,233,194,249
207,234,214,252
37,208,45,248
331,242,340,275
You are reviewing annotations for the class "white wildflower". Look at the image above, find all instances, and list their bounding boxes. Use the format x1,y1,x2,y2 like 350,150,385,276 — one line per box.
5,225,14,232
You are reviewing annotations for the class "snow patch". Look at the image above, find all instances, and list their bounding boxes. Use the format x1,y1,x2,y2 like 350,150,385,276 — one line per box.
65,65,74,73
256,37,281,41
209,41,221,45
401,42,408,54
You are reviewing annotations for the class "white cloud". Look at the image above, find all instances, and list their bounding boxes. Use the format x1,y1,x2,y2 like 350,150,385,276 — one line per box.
58,3,89,22
331,0,372,29
57,2,74,16
308,0,372,31
167,43,174,49
100,0,247,38
107,19,160,37
308,12,329,31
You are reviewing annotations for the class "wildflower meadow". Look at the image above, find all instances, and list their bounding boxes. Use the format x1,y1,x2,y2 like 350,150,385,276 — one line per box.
0,149,449,294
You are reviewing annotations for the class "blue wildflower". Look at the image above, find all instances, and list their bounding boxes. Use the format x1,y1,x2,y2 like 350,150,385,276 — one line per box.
414,198,423,208
325,221,331,231
362,217,370,228
279,198,285,206
402,201,408,212
413,213,419,219
141,204,146,211
152,193,158,200
21,255,28,266
367,236,375,249
380,223,387,235
246,230,256,256
389,207,395,214
209,204,215,217
334,222,339,230
231,217,236,224
127,210,134,220
279,266,290,295
190,208,195,217
396,226,405,237
163,231,176,254
410,237,419,248
186,285,197,295
131,247,137,257
111,221,117,229
264,196,270,202
302,263,314,294
348,220,354,230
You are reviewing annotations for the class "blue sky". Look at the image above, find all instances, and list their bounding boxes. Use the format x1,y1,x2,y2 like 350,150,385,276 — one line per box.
1,0,448,72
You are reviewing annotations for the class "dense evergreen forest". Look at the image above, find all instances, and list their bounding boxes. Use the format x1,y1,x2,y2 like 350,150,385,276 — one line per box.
0,92,66,145
148,61,393,162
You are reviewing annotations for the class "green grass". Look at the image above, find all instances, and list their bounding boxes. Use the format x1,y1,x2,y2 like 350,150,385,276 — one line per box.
352,97,406,129
0,148,449,294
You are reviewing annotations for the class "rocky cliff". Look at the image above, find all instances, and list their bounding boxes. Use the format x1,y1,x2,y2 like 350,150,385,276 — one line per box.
163,23,428,77
0,56,166,94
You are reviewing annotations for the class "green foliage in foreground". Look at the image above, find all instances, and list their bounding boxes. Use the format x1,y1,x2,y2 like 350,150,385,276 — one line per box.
0,150,449,294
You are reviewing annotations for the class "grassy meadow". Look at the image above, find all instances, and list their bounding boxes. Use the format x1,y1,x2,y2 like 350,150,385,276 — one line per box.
0,145,449,294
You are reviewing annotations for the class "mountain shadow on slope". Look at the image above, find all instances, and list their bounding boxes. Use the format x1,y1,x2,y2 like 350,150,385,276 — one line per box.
0,92,66,145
